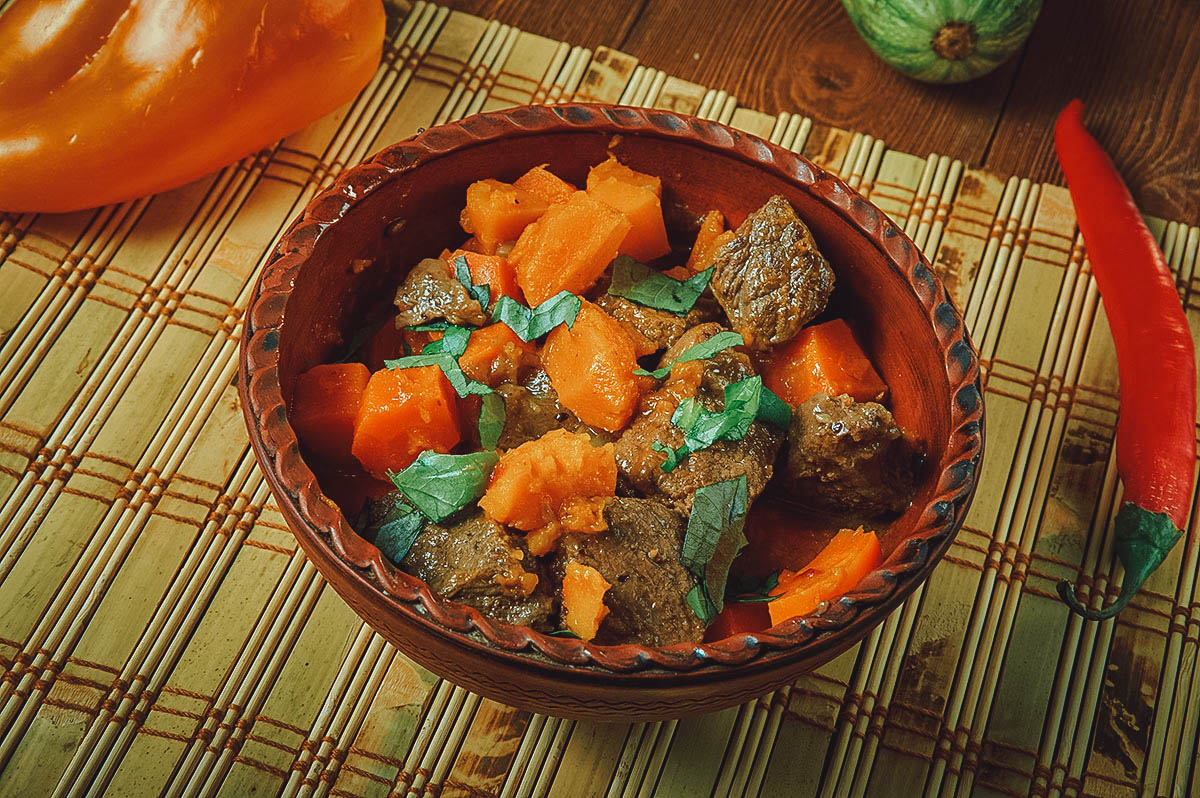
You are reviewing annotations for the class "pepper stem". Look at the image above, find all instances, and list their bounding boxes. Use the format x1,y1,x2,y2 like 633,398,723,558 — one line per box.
1057,503,1183,621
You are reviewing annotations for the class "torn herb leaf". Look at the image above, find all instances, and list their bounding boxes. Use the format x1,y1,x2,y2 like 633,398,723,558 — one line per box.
478,391,506,451
608,255,713,314
419,324,472,357
454,255,491,310
384,352,491,398
362,492,425,564
389,450,499,522
681,475,749,617
656,376,791,472
492,291,582,341
633,331,745,379
686,583,717,625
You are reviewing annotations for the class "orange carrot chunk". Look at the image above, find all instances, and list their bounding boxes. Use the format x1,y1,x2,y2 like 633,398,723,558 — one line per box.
762,319,887,407
291,363,370,466
441,249,525,306
479,429,617,531
514,164,576,205
509,191,630,304
458,323,537,388
587,154,662,197
768,527,883,626
587,177,671,262
562,560,612,641
542,300,644,433
460,179,549,254
686,209,733,273
351,365,461,480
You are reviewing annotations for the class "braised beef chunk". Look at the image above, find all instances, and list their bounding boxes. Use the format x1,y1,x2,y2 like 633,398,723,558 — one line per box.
709,195,834,350
593,293,720,353
402,511,555,629
784,392,920,518
496,379,591,450
558,498,705,646
393,257,487,328
615,324,784,512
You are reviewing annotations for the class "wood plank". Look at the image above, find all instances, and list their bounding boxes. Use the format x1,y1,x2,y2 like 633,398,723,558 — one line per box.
984,0,1200,222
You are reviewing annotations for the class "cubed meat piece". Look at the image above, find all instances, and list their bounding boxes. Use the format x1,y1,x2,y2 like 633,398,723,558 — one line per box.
495,371,611,450
393,257,487,328
593,293,720,354
401,510,555,629
614,324,785,513
784,392,921,518
557,498,705,646
709,195,834,351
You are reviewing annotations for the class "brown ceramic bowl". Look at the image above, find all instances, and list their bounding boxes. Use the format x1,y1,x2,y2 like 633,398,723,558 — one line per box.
239,104,983,721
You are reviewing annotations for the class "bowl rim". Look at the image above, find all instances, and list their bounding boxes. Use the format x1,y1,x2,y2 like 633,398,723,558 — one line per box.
239,102,984,677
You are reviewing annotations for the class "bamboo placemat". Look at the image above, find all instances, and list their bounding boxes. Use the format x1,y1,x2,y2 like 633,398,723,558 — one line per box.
1,3,1198,796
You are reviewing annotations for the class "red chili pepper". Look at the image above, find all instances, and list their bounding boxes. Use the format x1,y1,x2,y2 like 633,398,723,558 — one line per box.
1054,99,1196,620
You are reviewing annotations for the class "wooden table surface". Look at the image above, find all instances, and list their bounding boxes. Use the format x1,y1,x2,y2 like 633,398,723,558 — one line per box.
452,0,1200,224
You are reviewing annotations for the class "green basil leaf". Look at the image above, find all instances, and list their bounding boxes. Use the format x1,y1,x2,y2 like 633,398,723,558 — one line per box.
633,331,745,379
383,352,490,398
492,291,582,342
608,255,713,314
656,377,762,472
478,392,506,451
389,450,499,522
681,475,749,617
548,629,582,638
407,321,450,332
419,324,473,356
686,583,717,624
362,492,425,564
454,255,491,310
729,592,781,604
757,384,792,430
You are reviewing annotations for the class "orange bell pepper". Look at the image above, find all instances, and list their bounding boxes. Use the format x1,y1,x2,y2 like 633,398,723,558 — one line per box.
0,0,385,212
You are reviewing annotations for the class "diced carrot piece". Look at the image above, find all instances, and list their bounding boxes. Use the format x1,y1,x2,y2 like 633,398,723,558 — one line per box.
768,527,882,626
562,560,612,641
587,154,661,197
458,323,537,388
686,209,732,272
514,164,576,205
542,300,645,432
663,265,691,280
479,429,617,531
291,363,370,466
351,365,461,479
763,319,887,407
460,236,487,253
460,179,549,253
442,249,524,306
559,496,609,534
587,177,671,262
509,191,630,304
704,601,771,642
360,318,407,371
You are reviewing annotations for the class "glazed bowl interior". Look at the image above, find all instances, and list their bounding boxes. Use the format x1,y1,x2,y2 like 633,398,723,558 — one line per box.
245,104,981,718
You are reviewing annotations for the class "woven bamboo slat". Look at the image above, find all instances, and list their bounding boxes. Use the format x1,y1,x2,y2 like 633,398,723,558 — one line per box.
0,3,1197,796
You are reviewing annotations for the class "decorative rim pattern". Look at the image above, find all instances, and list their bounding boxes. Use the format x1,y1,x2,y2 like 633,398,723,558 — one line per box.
240,104,984,675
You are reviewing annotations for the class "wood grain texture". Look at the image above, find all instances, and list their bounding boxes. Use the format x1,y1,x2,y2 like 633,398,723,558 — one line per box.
985,0,1200,223
445,0,1199,222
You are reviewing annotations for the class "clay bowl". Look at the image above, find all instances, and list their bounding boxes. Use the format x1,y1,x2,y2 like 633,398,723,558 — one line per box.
239,104,983,721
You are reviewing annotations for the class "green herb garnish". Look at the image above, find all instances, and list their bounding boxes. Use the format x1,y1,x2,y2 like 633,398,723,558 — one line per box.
608,255,713,314
548,629,582,638
453,255,491,310
389,450,499,522
653,376,791,472
681,476,750,621
362,492,425,564
492,291,582,342
633,331,745,379
418,324,473,356
478,392,506,451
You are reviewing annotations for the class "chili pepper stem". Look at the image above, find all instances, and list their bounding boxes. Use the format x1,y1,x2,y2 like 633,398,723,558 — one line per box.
1056,503,1183,621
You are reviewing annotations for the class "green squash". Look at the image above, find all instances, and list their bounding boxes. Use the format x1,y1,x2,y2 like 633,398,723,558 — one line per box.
842,0,1042,84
